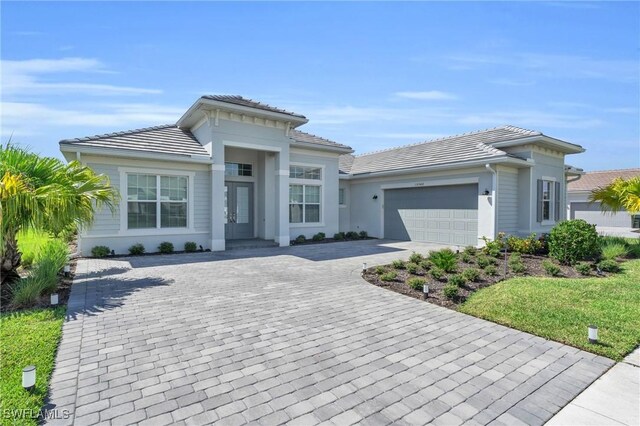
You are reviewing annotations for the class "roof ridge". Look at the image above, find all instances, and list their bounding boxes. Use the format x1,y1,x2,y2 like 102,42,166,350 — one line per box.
201,94,306,119
354,125,539,158
60,124,178,143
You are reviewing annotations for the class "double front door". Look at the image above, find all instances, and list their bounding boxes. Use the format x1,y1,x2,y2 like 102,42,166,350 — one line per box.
225,182,253,239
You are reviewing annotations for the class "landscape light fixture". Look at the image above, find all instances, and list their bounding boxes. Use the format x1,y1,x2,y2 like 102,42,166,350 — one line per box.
423,284,429,298
50,293,59,305
63,265,70,277
362,262,367,271
588,325,598,343
22,366,36,392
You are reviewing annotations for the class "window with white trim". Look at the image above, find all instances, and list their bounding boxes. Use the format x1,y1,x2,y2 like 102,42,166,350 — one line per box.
542,180,552,221
289,184,321,223
339,188,346,206
127,174,188,229
537,179,560,223
289,165,321,180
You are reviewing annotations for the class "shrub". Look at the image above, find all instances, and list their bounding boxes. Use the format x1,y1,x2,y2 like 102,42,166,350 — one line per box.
461,253,473,263
380,271,397,282
129,243,145,255
375,266,386,275
443,284,459,300
91,245,110,257
419,260,432,271
484,265,498,276
600,243,628,260
476,255,496,269
448,274,467,287
508,253,526,274
346,231,360,240
463,246,477,256
21,251,35,269
542,260,561,276
598,259,620,273
548,220,600,264
409,252,424,264
628,241,640,259
184,242,197,253
11,277,43,308
333,232,345,241
392,260,405,269
575,262,592,276
461,268,481,282
359,231,369,239
312,232,326,241
158,241,174,254
482,232,505,257
407,277,426,291
507,233,544,255
430,267,445,281
295,235,306,244
406,262,419,274
429,249,458,273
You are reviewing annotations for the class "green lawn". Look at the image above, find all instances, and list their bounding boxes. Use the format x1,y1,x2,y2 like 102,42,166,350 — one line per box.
16,230,53,267
0,308,66,425
460,259,640,361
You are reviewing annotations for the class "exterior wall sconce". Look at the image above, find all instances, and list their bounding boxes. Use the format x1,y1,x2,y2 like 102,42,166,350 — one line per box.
588,325,598,343
483,189,490,195
372,195,378,200
22,365,36,391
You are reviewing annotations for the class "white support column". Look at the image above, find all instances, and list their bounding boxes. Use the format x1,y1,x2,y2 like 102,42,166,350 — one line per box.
275,147,290,247
210,141,226,251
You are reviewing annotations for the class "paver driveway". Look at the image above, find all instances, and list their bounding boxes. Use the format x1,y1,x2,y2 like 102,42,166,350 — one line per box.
46,240,613,426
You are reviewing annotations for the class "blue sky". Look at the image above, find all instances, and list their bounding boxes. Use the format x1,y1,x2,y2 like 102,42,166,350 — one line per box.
2,1,638,170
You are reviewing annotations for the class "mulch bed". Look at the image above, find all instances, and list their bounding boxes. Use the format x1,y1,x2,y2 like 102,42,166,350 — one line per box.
1,241,78,313
363,252,609,309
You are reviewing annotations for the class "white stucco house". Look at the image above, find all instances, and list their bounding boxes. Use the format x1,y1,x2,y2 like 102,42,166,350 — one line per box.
567,168,640,229
59,95,585,255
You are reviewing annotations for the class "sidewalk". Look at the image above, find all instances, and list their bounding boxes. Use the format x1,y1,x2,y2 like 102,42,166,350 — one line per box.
546,347,640,425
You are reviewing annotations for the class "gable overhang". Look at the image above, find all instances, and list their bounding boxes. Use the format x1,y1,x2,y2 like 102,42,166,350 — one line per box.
177,98,309,129
343,155,533,180
490,135,585,154
60,143,213,164
290,140,353,155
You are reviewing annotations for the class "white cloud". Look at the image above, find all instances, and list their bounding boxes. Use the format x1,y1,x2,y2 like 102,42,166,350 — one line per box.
1,57,162,96
395,91,458,100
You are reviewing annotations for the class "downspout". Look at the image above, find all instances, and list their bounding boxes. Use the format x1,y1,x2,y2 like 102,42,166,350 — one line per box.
565,172,583,221
485,164,497,240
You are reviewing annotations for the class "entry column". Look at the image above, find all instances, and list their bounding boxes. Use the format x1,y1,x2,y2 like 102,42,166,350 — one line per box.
275,147,290,247
211,141,226,251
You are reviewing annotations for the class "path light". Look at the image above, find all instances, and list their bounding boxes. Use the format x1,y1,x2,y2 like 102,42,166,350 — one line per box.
588,325,598,343
50,293,59,305
63,265,70,277
22,366,36,391
362,262,367,271
423,283,429,299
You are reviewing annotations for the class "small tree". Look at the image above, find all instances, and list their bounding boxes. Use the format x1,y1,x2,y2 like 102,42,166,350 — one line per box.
590,177,640,214
1,144,118,283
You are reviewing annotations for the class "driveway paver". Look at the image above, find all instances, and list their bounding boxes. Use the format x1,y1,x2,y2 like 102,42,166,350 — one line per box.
45,240,614,425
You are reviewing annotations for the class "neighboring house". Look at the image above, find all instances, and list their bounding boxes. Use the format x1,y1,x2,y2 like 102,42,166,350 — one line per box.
567,168,640,229
60,95,585,255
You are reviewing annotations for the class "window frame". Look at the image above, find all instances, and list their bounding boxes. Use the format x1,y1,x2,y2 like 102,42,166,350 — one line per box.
289,163,325,227
339,188,346,207
119,167,195,235
538,177,558,225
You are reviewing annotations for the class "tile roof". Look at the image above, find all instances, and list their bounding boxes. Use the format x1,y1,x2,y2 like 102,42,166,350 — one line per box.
201,95,307,120
345,125,536,175
339,154,355,174
289,129,352,151
59,125,209,157
568,168,640,191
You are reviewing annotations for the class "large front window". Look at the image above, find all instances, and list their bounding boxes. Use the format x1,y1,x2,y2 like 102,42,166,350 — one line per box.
127,174,188,229
289,185,321,223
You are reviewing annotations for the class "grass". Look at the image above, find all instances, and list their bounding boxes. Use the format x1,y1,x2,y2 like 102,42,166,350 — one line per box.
0,307,66,425
16,230,52,268
460,259,640,361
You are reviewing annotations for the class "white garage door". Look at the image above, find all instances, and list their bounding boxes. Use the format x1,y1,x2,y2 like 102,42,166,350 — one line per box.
570,202,632,227
384,184,478,246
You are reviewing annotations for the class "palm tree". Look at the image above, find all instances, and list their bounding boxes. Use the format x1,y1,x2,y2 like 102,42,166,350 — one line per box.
589,176,640,214
1,144,119,283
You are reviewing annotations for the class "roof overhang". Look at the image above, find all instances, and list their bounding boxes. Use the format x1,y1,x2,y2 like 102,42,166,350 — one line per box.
290,140,353,155
60,144,213,164
490,135,585,154
343,155,533,180
177,97,309,129
565,164,585,177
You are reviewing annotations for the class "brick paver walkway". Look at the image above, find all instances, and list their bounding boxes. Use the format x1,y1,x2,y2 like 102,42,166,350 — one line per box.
46,240,613,425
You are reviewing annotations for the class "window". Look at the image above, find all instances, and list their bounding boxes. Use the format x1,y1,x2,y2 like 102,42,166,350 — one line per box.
225,162,252,177
289,165,321,180
339,188,346,206
289,184,321,223
537,179,560,223
127,174,188,229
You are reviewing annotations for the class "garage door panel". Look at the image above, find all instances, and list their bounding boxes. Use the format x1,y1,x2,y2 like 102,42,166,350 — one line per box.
384,184,478,246
571,202,631,227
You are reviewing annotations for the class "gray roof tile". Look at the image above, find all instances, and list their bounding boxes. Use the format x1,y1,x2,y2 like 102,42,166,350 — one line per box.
344,125,540,175
201,95,306,119
568,168,640,191
59,125,209,157
289,129,352,151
